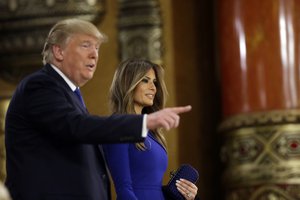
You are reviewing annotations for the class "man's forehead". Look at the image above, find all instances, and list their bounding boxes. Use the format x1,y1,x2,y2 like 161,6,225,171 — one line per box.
69,33,101,44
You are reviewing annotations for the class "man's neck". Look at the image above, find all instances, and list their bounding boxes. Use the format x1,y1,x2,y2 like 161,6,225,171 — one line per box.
50,64,77,91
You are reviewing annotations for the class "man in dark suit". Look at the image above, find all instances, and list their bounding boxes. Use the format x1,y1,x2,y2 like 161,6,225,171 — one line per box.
4,18,191,200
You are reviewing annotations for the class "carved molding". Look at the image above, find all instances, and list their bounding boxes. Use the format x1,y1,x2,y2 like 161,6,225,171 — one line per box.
0,0,106,83
219,109,300,132
117,0,163,64
226,185,298,200
0,97,10,182
220,109,300,199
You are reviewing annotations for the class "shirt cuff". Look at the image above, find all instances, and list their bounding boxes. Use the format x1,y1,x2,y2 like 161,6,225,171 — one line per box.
142,114,148,138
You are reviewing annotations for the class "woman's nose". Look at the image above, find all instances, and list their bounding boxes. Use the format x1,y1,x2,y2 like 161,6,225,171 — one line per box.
149,82,156,90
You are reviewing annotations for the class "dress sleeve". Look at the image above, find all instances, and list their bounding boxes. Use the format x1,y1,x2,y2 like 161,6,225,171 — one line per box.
103,143,138,200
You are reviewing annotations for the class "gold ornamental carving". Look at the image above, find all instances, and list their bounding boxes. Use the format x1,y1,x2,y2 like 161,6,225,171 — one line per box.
0,98,10,182
117,0,163,64
220,110,300,200
0,0,106,83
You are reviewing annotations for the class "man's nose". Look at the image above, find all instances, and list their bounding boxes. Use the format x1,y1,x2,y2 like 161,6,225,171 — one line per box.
90,47,98,59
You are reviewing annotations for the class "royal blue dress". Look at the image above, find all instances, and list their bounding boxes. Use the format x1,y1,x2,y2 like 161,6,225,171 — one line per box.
103,132,168,200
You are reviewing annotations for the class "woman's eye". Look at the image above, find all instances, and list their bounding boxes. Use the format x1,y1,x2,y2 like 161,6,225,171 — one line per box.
141,79,149,83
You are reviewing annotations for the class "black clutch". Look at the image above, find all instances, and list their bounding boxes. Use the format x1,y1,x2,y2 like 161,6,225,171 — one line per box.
162,164,199,200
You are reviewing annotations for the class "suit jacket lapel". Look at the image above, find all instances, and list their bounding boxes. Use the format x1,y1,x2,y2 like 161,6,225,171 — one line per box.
42,64,88,114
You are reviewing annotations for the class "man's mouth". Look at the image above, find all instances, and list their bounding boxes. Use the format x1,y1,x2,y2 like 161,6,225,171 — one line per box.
86,64,95,69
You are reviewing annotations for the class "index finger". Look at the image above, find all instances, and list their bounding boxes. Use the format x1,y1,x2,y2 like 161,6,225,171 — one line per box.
179,178,196,187
170,105,192,114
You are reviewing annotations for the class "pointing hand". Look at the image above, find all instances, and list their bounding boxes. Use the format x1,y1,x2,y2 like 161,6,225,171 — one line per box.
146,105,192,130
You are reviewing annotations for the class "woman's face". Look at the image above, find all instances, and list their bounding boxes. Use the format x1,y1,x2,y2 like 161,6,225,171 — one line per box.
133,68,157,114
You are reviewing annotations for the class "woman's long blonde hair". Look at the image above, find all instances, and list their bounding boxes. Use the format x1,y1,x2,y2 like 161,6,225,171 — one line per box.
109,58,168,150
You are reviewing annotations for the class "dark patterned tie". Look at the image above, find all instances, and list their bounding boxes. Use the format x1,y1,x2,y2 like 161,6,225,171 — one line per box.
74,87,86,108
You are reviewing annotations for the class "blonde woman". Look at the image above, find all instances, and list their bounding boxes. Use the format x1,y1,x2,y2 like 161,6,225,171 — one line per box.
103,58,198,200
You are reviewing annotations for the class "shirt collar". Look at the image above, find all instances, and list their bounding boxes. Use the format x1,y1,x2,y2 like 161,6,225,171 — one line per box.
50,64,77,91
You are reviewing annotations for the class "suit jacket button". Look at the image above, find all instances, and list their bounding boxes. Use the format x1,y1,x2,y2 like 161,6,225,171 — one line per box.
102,174,106,179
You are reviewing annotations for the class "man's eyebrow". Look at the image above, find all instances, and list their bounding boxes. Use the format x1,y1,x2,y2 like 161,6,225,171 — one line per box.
81,40,91,43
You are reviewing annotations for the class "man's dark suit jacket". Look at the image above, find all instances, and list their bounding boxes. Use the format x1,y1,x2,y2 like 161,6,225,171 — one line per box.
5,64,144,200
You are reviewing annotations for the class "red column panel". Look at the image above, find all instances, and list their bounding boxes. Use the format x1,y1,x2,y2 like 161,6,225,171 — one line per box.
219,0,300,117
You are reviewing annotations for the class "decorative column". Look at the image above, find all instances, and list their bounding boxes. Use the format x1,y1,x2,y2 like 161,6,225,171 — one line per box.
117,0,163,64
0,98,10,182
218,0,300,199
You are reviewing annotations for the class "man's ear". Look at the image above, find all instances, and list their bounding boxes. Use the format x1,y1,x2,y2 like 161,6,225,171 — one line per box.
52,45,64,61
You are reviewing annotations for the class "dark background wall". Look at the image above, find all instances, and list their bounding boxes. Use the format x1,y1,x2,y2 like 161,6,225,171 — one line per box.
0,0,222,200
171,0,222,199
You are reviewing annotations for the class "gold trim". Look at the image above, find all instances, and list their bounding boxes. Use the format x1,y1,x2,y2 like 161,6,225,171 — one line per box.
249,185,294,200
219,109,300,132
220,110,300,199
117,0,163,63
0,97,10,182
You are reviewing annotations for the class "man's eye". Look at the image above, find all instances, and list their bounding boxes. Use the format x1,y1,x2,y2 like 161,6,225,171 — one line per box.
81,43,90,48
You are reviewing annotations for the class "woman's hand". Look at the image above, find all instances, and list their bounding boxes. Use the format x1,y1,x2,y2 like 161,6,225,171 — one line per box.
175,178,198,200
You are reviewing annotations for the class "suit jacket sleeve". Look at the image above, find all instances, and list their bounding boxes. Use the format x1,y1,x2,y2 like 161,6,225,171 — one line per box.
13,71,144,144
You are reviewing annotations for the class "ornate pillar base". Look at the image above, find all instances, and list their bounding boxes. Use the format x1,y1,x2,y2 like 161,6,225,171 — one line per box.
220,109,300,200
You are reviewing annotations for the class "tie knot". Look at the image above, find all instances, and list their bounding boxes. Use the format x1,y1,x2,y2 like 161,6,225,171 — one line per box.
74,87,81,96
74,88,86,107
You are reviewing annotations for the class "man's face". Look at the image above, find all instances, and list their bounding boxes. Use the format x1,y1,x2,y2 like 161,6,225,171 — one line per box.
59,34,101,87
